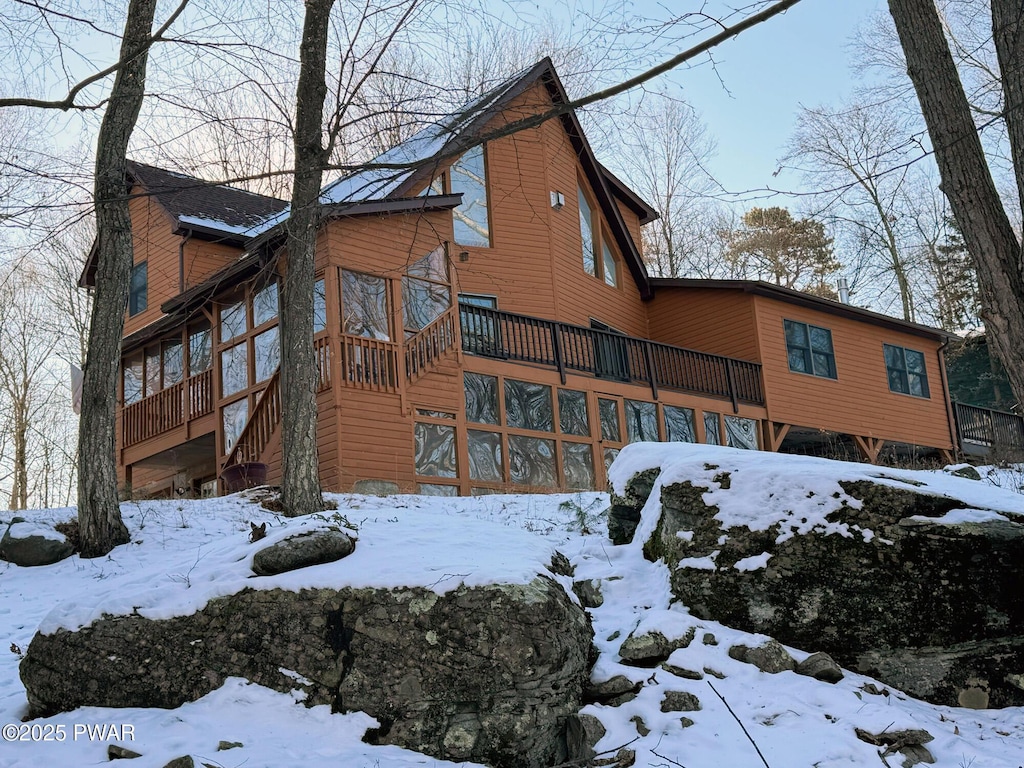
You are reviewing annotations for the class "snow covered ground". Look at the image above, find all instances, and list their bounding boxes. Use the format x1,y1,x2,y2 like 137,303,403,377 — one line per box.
2,446,1024,768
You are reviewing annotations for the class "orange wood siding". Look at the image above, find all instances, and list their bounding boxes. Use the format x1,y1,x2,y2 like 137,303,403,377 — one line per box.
124,189,183,336
390,83,652,337
646,288,761,362
182,239,243,290
337,390,414,491
615,198,643,255
752,296,953,449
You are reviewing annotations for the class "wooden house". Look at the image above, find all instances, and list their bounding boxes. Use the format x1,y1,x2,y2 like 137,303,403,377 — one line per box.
81,59,959,498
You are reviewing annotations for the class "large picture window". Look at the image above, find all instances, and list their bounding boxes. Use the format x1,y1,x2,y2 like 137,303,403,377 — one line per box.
784,320,836,379
342,270,390,340
451,145,490,247
402,245,450,337
884,344,930,398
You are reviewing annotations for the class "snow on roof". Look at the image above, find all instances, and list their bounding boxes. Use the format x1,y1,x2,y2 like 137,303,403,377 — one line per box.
248,63,542,238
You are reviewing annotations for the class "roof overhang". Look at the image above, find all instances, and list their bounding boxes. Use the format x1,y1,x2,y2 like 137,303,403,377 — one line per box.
652,278,955,342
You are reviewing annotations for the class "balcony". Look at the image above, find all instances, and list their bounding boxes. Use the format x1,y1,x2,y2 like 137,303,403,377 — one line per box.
122,369,214,447
458,304,764,409
953,401,1024,455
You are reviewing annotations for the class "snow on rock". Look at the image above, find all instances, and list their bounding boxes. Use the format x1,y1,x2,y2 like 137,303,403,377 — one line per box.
609,442,1024,709
4,484,1024,767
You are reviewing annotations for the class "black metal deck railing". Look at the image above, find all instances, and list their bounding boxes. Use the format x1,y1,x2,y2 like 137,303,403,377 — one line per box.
953,401,1024,453
459,304,764,410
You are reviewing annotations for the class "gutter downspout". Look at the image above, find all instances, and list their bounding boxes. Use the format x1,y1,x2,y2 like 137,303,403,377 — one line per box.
178,230,192,293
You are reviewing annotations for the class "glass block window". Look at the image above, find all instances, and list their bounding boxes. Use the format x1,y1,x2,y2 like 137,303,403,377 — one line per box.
189,325,212,376
468,429,503,482
784,319,836,379
625,399,658,443
508,435,556,488
563,442,595,490
418,483,458,497
221,341,248,397
123,355,143,404
253,281,278,327
254,327,279,383
414,422,456,478
664,405,696,442
578,186,596,276
884,344,930,397
129,261,147,316
558,389,590,436
451,145,490,247
704,411,721,445
222,398,248,452
313,278,327,333
464,372,499,425
504,379,553,432
342,270,390,340
725,416,759,450
599,398,621,442
221,300,247,343
162,340,183,387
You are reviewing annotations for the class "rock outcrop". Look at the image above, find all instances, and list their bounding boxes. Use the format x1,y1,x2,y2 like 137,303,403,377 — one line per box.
21,576,592,768
611,444,1024,708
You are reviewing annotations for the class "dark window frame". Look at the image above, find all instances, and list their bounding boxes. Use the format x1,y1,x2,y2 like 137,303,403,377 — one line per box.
784,319,837,380
883,343,931,398
129,261,147,316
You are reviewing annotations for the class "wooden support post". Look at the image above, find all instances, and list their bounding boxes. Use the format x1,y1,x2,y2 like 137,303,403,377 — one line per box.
853,435,884,464
764,421,790,453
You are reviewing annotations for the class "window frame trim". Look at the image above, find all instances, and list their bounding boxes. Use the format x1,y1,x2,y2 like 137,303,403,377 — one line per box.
783,318,838,380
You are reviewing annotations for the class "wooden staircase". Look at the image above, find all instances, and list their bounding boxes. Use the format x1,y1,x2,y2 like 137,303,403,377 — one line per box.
221,309,460,473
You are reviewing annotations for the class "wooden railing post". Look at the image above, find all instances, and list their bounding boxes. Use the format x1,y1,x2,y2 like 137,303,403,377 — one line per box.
551,323,566,385
724,358,739,414
642,341,658,400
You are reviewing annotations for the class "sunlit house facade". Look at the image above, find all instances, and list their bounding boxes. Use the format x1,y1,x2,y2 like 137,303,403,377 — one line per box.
81,59,958,498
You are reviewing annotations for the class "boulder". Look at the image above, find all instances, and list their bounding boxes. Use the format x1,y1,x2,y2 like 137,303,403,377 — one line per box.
659,690,701,713
618,628,693,667
607,468,659,544
0,520,73,567
615,450,1024,707
251,529,356,576
728,641,795,674
21,577,591,768
795,651,844,683
584,675,642,706
572,579,604,608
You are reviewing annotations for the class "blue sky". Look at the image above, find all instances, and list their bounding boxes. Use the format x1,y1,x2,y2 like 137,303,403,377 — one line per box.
653,0,887,199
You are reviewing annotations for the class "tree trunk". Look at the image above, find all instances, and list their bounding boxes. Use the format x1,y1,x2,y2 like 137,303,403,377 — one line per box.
78,0,159,557
279,0,334,516
888,0,1024,407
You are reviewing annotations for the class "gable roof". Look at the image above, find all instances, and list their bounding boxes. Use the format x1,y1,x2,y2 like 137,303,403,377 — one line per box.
125,161,288,237
652,278,954,342
249,58,655,297
79,163,288,286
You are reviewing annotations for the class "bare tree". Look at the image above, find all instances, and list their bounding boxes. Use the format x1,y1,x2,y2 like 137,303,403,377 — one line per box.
786,102,921,320
78,0,167,555
887,0,1024,407
617,95,723,278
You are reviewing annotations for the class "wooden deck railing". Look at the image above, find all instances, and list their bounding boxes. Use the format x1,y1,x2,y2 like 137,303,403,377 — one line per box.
122,368,213,447
224,370,281,466
340,334,400,393
953,401,1024,453
223,338,333,467
405,306,458,382
459,304,765,408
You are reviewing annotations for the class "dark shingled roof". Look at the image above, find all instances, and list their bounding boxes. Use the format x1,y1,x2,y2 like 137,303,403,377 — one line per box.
126,161,288,234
